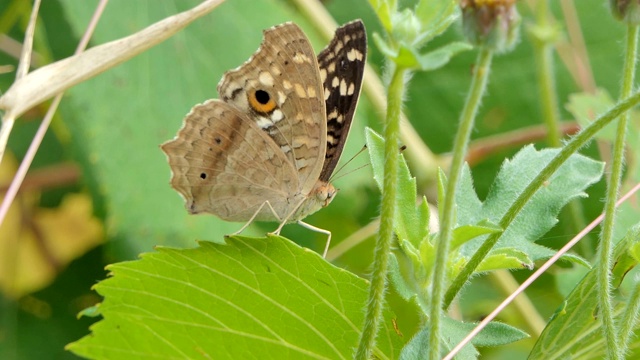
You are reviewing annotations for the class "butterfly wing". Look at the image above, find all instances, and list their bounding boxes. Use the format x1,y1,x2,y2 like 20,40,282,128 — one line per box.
317,20,367,181
217,23,326,196
160,100,300,222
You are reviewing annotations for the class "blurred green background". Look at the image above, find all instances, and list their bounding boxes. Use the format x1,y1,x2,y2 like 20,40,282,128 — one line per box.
0,0,636,358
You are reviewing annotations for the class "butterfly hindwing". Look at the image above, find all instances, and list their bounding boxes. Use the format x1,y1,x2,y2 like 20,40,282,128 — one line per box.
160,100,299,221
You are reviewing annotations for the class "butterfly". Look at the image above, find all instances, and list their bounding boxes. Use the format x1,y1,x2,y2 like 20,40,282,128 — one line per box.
161,20,366,256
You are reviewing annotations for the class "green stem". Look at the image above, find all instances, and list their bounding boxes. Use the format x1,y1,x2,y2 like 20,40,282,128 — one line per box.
533,1,561,147
428,48,493,358
532,0,591,256
598,24,638,360
354,65,406,360
443,88,640,309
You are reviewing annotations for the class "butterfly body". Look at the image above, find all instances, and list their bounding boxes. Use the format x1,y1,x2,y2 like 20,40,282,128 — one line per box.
161,20,366,229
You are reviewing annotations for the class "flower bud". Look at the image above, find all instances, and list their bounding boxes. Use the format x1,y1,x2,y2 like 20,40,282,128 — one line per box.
392,9,422,46
461,0,521,52
610,0,640,24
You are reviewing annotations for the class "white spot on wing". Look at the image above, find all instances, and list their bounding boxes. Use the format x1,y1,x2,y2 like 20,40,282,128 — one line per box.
332,77,340,88
293,52,310,64
278,91,287,105
256,116,273,129
347,82,355,95
320,68,327,83
347,48,363,61
340,79,347,95
271,109,284,122
270,65,282,76
259,72,274,87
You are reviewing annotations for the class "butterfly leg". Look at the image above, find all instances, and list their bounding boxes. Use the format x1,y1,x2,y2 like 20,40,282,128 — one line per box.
297,221,332,258
231,201,281,235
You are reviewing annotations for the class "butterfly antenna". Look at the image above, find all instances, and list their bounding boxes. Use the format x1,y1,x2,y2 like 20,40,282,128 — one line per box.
331,163,370,182
329,145,368,181
329,144,408,182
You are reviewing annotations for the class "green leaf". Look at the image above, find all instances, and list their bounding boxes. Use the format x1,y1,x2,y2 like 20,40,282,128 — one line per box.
68,236,403,359
373,36,470,71
416,42,473,71
456,145,604,265
477,247,533,272
566,89,618,142
399,316,528,359
396,45,422,69
366,128,430,247
414,0,459,44
373,32,399,59
368,0,394,32
389,250,421,302
528,225,640,359
451,221,503,250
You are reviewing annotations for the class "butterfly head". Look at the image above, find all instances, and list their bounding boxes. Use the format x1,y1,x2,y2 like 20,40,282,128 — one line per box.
290,181,337,222
314,181,337,208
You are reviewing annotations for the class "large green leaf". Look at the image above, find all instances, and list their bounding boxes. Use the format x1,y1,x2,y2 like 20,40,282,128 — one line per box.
456,145,603,266
68,236,403,359
528,225,640,359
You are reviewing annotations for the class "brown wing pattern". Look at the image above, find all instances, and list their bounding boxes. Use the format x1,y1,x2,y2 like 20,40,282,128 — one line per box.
217,23,326,195
160,100,299,222
317,20,367,181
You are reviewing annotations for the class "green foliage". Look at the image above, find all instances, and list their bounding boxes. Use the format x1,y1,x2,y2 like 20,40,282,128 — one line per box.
455,145,602,266
529,226,640,359
2,0,640,359
68,236,403,359
367,127,603,355
368,128,602,294
400,317,528,360
369,0,467,70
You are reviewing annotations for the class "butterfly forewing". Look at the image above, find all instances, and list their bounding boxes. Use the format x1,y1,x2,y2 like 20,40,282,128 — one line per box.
217,23,326,195
317,20,367,181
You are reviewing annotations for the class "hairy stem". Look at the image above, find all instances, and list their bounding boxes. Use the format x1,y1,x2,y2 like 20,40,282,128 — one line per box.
598,24,638,360
354,65,406,360
429,48,493,358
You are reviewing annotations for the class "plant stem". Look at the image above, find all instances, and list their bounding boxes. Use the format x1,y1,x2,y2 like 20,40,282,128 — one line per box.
428,48,493,359
598,24,638,360
443,88,640,309
532,0,591,256
354,65,406,360
533,0,561,148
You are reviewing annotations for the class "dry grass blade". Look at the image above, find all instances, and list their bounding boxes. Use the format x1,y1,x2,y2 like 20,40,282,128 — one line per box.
0,0,224,120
